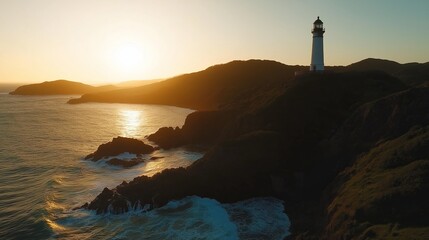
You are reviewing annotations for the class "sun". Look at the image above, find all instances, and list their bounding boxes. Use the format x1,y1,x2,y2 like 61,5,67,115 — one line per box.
112,42,147,74
105,38,159,81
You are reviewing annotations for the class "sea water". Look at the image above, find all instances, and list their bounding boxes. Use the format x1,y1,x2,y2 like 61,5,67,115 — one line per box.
0,93,290,239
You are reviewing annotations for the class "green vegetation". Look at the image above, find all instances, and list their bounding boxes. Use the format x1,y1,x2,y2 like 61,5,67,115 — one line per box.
326,127,429,239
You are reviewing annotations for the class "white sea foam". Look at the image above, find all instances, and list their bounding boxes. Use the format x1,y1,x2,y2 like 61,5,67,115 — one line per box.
82,149,203,192
54,196,238,240
54,196,290,240
224,197,290,239
106,152,140,160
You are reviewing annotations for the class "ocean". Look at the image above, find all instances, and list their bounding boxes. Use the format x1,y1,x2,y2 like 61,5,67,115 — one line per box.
0,93,290,240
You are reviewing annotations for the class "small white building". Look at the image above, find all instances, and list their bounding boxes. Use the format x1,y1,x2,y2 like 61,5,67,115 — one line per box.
310,17,325,71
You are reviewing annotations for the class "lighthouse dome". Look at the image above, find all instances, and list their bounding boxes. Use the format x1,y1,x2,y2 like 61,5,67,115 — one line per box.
314,16,323,24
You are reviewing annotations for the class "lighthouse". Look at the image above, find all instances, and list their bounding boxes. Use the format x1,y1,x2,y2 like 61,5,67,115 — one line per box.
310,16,325,71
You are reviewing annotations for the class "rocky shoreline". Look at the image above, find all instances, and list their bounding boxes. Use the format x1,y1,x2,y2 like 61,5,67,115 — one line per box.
80,69,429,239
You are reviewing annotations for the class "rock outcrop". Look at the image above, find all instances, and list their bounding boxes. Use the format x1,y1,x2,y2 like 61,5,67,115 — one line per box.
85,137,155,161
86,130,283,213
147,110,237,149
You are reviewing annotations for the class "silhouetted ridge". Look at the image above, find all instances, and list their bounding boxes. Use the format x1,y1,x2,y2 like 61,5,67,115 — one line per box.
347,58,402,72
9,80,117,95
68,60,307,110
346,58,429,86
67,58,429,109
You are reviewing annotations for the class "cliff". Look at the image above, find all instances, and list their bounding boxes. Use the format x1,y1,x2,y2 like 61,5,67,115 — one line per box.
82,68,429,238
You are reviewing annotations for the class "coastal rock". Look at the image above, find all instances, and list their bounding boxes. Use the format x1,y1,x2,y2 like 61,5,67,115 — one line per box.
148,110,237,149
147,127,184,149
85,131,283,213
87,187,130,214
85,137,155,161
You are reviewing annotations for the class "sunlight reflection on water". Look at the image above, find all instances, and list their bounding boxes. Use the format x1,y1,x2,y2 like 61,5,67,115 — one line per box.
0,95,197,239
118,109,143,137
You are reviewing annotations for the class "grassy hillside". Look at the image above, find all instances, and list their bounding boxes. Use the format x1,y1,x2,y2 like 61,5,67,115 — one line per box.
325,126,429,239
68,60,307,110
346,58,429,86
67,58,429,110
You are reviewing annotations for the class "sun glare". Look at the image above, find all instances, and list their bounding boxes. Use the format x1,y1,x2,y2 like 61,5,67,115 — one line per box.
112,43,147,75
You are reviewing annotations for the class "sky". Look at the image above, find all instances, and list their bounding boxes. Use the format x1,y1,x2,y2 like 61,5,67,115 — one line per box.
0,0,428,84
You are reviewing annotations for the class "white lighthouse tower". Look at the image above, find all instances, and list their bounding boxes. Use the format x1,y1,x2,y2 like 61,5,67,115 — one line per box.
310,16,325,71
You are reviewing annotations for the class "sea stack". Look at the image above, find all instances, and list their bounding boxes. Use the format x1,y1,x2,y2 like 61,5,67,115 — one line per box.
310,16,325,71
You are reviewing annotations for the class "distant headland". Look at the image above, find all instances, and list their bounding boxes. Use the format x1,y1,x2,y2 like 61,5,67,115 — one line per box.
9,80,117,96
8,79,160,96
